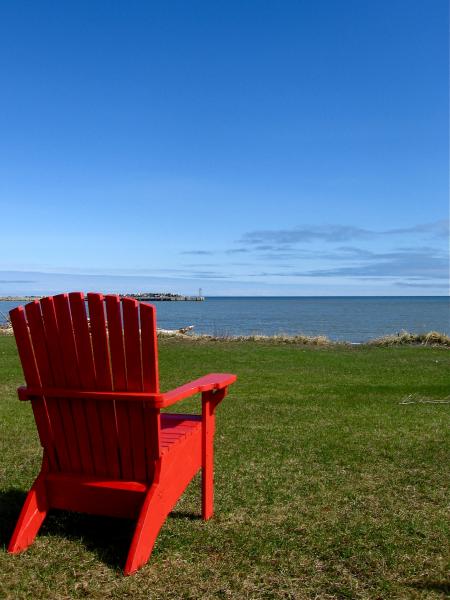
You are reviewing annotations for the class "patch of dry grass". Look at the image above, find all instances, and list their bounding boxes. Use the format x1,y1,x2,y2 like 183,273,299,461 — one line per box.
368,330,450,347
157,329,450,347
158,331,333,346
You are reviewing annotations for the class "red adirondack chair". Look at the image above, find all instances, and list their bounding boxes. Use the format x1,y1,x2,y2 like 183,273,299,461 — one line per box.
8,292,236,574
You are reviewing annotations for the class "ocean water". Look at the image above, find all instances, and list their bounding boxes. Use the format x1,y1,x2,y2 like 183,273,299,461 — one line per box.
1,296,448,343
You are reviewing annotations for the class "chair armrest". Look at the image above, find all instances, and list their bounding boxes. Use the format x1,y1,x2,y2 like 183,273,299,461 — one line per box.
156,373,237,408
17,372,237,408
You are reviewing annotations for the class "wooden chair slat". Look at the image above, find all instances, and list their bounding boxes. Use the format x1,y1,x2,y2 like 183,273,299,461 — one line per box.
87,293,116,476
105,295,127,390
140,303,160,468
25,301,54,386
122,298,146,481
115,399,134,479
44,397,73,472
9,306,40,387
140,303,159,394
53,294,93,473
87,293,112,390
122,298,142,392
38,296,73,469
24,302,58,470
68,292,103,475
40,297,66,387
100,406,121,479
40,296,81,472
10,306,60,470
68,293,96,388
53,294,80,388
104,295,130,478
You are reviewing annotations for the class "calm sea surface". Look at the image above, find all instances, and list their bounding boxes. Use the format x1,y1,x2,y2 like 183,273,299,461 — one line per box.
1,297,448,343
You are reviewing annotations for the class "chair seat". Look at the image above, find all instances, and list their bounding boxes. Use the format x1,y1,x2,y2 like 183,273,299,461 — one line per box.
160,413,201,455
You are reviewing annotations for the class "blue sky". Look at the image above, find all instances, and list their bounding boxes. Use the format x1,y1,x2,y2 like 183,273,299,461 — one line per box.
0,0,448,296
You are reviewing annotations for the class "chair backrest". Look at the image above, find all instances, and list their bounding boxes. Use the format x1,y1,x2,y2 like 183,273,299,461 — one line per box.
10,292,161,481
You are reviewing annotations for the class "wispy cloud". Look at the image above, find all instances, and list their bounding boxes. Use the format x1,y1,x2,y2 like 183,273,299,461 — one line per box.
188,271,230,279
386,220,449,238
302,250,448,279
183,263,220,267
243,247,448,280
0,279,36,283
394,281,449,289
238,220,449,247
180,250,215,255
240,225,372,245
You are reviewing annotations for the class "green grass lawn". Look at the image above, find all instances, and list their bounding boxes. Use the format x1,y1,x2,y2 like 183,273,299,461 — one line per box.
0,335,449,599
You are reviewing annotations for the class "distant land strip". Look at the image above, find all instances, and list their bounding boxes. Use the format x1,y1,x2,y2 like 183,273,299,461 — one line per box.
0,293,205,302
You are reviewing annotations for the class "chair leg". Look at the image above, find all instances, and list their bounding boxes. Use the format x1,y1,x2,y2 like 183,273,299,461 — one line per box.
124,483,167,575
8,473,49,554
202,394,216,520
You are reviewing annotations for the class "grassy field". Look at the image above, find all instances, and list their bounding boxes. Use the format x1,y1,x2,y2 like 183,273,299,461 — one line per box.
0,335,449,599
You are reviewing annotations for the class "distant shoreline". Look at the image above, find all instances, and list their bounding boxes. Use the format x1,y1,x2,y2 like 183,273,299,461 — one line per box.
0,295,448,301
1,324,449,347
0,296,42,302
0,294,204,302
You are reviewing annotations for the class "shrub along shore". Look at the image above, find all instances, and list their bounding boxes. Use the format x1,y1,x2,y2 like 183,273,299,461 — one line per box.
156,329,450,347
0,320,449,347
